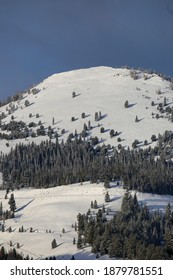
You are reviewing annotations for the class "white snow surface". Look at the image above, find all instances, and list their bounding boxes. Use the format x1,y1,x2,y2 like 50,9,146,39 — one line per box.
0,66,173,153
0,182,173,260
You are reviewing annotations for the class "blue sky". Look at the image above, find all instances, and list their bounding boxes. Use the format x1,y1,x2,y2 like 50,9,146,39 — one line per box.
0,0,173,101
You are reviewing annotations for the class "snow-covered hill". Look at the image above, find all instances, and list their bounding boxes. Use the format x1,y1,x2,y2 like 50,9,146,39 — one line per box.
0,67,173,259
0,182,173,260
0,66,173,153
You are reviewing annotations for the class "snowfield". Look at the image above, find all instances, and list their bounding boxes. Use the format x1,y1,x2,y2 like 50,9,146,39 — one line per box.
0,182,173,260
0,66,173,153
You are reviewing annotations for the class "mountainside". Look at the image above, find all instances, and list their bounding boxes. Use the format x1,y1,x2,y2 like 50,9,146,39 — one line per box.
0,66,173,154
1,182,173,260
0,67,173,260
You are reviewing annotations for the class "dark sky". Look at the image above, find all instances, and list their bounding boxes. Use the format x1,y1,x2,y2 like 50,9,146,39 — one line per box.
0,0,173,100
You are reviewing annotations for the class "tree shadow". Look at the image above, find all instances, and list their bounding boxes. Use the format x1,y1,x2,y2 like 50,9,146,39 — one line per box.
61,130,69,135
20,95,28,100
103,128,110,133
25,102,35,107
137,117,145,122
13,243,24,248
14,213,23,219
90,125,98,130
99,138,106,144
84,114,91,118
166,101,173,106
128,103,137,108
54,120,62,125
62,230,71,234
56,242,64,248
71,117,79,122
35,114,43,118
116,131,122,136
100,113,108,120
73,93,81,98
110,196,122,202
16,199,34,213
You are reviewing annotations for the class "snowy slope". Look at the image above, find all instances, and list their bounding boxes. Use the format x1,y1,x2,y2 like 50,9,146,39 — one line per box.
0,66,173,153
0,182,173,260
0,67,173,259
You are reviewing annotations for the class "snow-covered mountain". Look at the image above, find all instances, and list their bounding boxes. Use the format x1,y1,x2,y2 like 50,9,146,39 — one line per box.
0,66,173,154
0,66,173,260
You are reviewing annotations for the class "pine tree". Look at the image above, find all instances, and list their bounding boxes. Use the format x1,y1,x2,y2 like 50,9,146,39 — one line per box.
165,203,172,227
151,134,157,142
83,123,87,131
73,237,76,245
121,191,133,219
77,234,83,249
0,246,6,259
51,239,57,249
72,91,76,98
0,202,3,220
110,129,115,138
135,115,139,122
88,120,91,130
74,223,77,231
93,200,98,209
71,255,75,260
99,111,102,120
94,112,99,121
171,110,173,122
132,192,139,214
164,227,173,256
81,112,85,119
105,191,111,202
8,194,16,216
24,100,30,107
124,100,129,108
104,180,110,188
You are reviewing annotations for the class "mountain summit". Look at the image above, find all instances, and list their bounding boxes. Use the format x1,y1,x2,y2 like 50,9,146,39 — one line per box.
0,66,173,153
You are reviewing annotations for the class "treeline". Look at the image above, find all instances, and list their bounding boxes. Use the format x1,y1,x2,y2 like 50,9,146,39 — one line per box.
76,192,173,259
0,131,173,194
0,246,30,260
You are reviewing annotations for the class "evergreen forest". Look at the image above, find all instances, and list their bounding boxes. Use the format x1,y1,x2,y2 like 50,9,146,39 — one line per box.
76,192,173,259
0,129,173,195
